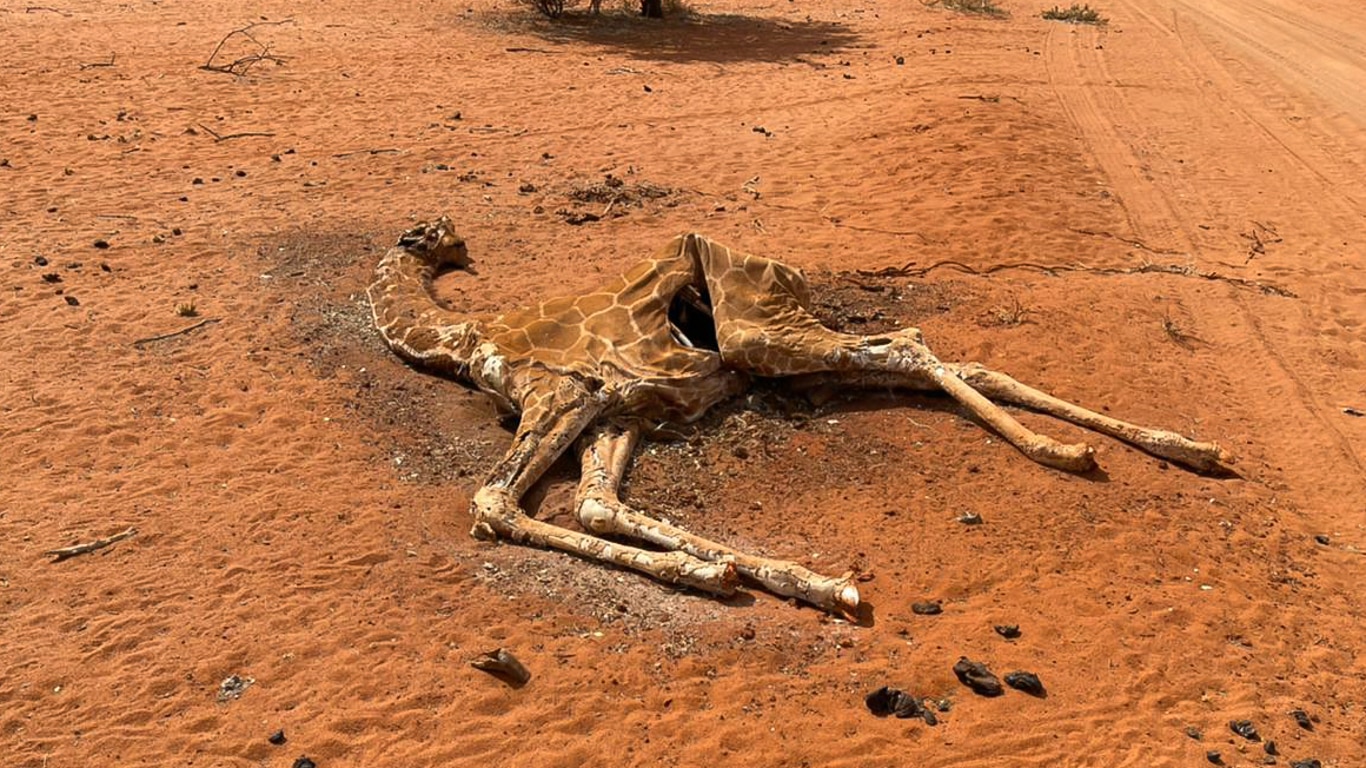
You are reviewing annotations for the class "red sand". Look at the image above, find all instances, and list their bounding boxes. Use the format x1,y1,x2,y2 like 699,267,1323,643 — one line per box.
3,0,1364,765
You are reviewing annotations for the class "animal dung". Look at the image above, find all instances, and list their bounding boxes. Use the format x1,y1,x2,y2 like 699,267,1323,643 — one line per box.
1229,719,1261,741
994,624,1021,639
1004,671,1046,697
911,600,943,616
953,657,1004,697
864,686,938,725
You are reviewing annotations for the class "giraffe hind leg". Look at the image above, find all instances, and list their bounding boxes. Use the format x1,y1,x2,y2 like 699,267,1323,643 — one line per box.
574,422,860,618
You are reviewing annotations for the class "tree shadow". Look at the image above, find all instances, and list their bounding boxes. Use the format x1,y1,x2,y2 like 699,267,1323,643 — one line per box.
525,11,863,65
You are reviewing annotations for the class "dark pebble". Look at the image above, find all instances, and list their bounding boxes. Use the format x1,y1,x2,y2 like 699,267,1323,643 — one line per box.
1185,726,1203,740
268,729,287,745
957,512,984,525
235,169,247,177
93,240,109,249
293,758,317,768
1230,719,1261,741
953,657,1003,697
1289,760,1321,768
994,624,1021,639
64,296,80,306
911,601,942,616
1207,751,1224,765
41,273,61,283
1313,534,1330,545
1004,671,1046,697
1264,740,1277,755
1289,709,1313,730
34,255,48,266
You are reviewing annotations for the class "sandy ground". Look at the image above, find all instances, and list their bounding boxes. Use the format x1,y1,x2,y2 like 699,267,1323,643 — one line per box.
3,0,1365,764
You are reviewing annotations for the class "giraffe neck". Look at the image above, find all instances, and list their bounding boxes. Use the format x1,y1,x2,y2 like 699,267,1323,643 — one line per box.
368,248,484,380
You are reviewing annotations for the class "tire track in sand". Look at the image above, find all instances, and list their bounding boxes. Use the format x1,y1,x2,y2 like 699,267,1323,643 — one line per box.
1043,7,1366,501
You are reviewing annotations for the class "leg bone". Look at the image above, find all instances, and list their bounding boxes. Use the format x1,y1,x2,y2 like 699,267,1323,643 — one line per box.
575,423,860,618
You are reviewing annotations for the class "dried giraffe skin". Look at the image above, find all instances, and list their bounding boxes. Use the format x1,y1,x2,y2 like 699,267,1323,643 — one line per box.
368,217,1233,617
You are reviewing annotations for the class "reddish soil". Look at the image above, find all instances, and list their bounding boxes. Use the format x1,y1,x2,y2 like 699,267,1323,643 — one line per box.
3,0,1364,765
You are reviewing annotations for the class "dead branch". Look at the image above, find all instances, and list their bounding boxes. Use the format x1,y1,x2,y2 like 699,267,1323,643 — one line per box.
857,258,1296,298
79,53,116,70
200,19,293,77
26,6,71,14
132,317,220,347
332,148,400,158
196,123,275,142
505,47,555,54
45,527,137,562
1068,227,1185,256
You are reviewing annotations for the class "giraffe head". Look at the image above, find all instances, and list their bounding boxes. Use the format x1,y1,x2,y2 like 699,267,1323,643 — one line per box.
397,216,474,272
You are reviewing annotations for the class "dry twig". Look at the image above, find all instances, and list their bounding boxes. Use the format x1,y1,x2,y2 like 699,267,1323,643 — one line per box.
45,527,137,562
200,19,293,76
196,123,275,142
79,53,116,70
132,317,220,347
858,258,1296,297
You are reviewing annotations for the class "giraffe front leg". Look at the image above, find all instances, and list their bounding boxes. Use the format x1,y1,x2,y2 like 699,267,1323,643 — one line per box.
573,423,860,618
470,377,737,597
946,363,1233,472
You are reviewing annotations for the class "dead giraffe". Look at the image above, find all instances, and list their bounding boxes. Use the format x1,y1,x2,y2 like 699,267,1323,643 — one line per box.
368,217,1232,618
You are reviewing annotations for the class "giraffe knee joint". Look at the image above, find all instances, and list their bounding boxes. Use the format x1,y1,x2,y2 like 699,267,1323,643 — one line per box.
577,496,617,534
470,487,520,539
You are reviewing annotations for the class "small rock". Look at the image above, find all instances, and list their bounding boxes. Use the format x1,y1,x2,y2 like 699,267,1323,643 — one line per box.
994,624,1021,639
1186,726,1203,740
93,239,109,249
911,601,942,616
268,730,287,745
1313,535,1330,546
1207,751,1224,765
957,512,984,525
895,55,905,65
1289,760,1321,768
1289,709,1313,730
1264,741,1277,755
293,758,317,768
1004,671,1046,697
953,657,1003,697
865,686,937,725
34,255,48,266
64,296,80,306
41,273,62,283
1230,719,1261,741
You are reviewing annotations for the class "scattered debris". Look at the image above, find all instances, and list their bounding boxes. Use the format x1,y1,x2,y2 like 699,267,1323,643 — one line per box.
1343,406,1364,417
957,512,984,525
953,657,1004,697
44,527,137,562
471,648,531,687
200,19,293,77
217,674,254,702
1004,671,1046,697
994,624,1021,639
